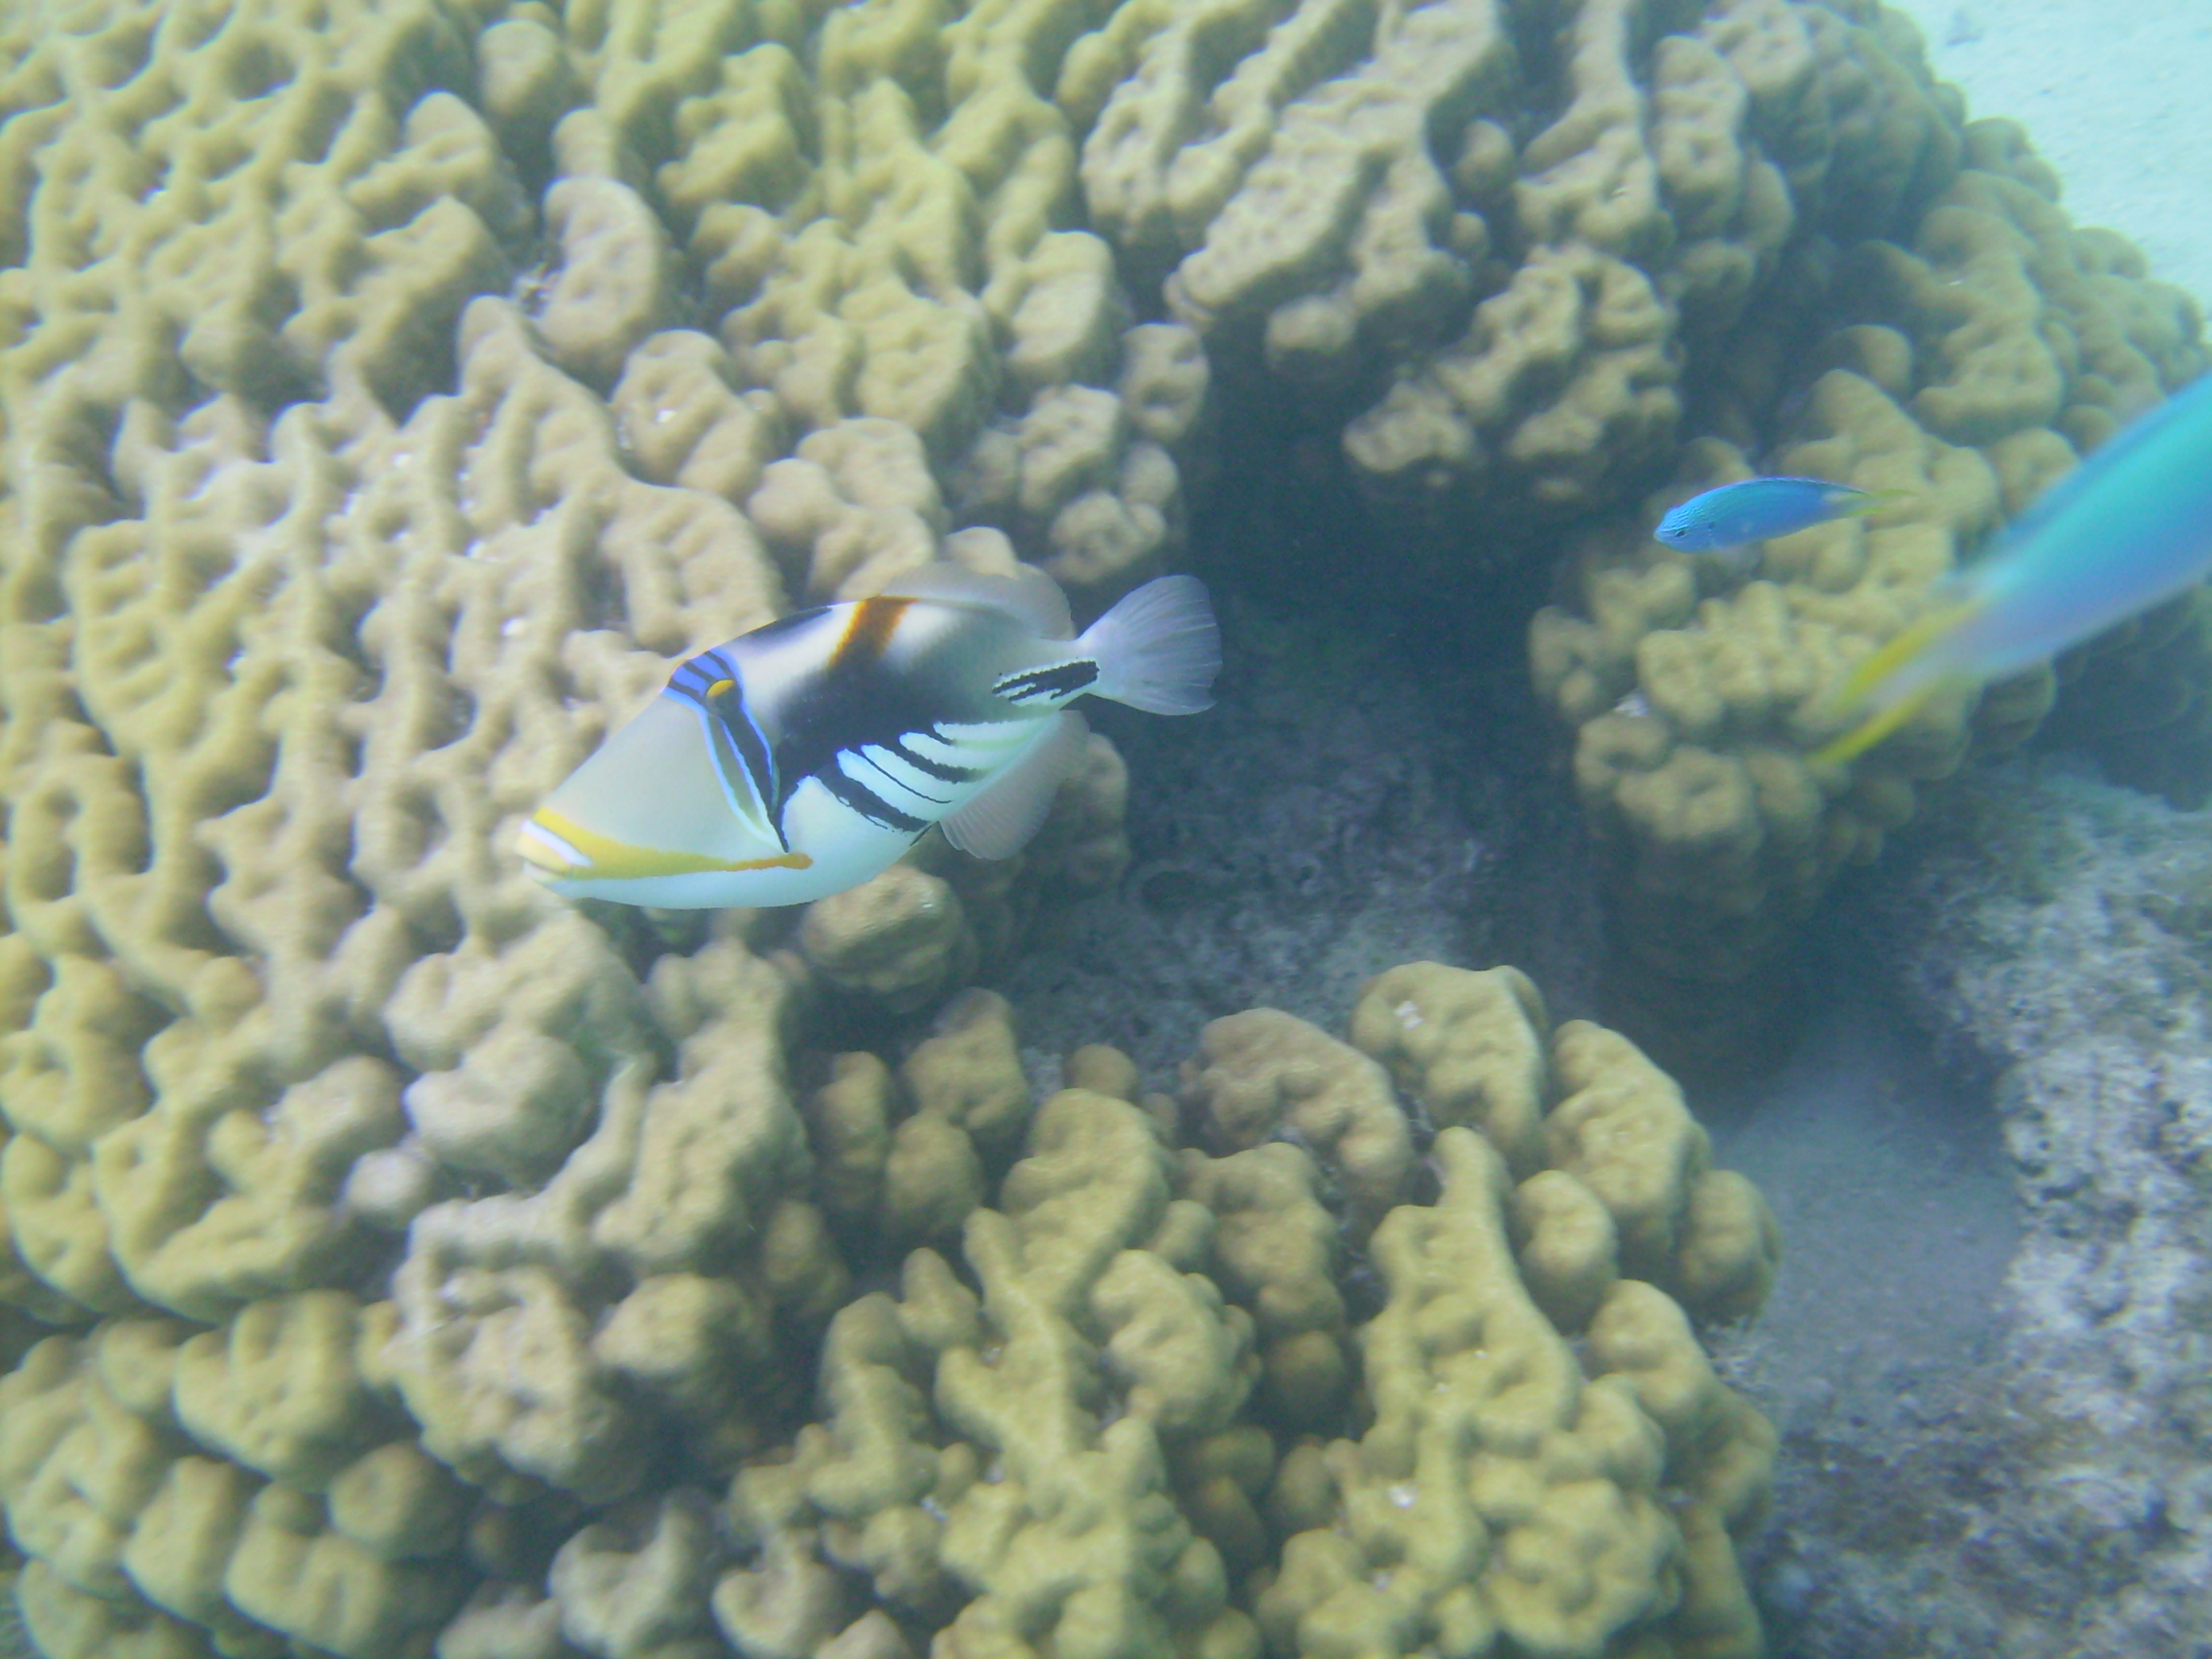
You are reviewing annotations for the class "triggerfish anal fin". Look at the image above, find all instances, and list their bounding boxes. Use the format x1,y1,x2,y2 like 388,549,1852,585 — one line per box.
1809,596,1985,767
519,809,814,881
940,710,1091,860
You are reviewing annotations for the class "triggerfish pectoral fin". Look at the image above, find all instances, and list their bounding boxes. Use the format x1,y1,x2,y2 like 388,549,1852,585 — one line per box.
940,711,1089,860
1809,597,1984,767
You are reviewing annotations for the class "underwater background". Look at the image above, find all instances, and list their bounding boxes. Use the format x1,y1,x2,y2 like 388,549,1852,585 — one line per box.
1,1,2208,1657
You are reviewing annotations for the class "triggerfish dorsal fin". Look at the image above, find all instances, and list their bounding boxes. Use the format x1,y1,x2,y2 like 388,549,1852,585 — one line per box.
1809,595,1985,766
940,710,1090,859
874,560,1075,640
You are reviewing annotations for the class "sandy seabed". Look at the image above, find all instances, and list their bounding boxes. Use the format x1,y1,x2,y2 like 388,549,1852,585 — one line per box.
1889,0,2212,312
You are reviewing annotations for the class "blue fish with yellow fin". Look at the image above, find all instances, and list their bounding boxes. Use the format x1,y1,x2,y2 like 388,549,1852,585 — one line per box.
1814,371,2212,766
519,564,1219,906
1655,476,1904,551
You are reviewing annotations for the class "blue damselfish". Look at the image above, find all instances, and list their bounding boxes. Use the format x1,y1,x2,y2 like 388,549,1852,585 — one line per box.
1655,476,1900,551
1815,372,2212,765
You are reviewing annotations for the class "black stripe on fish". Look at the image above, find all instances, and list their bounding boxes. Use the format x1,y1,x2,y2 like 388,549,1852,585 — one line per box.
992,659,1097,706
670,650,780,826
773,642,998,839
851,746,956,809
883,734,982,785
821,756,933,834
735,599,1026,842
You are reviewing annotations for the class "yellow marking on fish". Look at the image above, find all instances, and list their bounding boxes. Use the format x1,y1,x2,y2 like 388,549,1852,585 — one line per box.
1809,597,1984,766
1810,681,1949,766
706,679,735,698
1832,598,1983,708
520,809,812,881
832,598,912,670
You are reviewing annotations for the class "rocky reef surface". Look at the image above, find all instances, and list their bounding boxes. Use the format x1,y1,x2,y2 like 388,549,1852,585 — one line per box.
1014,639,2212,1659
4,0,2211,1655
1769,756,2212,1657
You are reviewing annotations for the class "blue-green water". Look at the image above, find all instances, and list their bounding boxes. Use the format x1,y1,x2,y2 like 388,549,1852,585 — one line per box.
2,3,2208,1657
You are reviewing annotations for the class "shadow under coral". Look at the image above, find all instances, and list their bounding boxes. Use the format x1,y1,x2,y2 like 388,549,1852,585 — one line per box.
982,550,2209,1659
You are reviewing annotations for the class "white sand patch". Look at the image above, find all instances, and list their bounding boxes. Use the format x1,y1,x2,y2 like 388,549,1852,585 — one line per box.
1886,0,2212,315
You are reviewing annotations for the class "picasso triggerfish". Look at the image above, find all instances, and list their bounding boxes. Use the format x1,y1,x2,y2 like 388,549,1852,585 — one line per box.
1655,476,1903,552
1816,371,2212,765
520,564,1220,907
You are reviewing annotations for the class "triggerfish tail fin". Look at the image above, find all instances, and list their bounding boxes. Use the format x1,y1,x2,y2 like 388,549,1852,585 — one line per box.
1076,574,1222,715
1809,597,1985,766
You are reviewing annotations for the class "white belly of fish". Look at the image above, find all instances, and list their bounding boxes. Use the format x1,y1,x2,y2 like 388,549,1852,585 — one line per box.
535,715,1058,908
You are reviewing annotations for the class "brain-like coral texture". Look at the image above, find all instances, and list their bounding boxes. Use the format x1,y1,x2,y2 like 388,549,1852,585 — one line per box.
1529,119,2205,993
0,0,1183,1647
0,0,1175,1336
696,964,1776,1659
2,946,1776,1657
0,5,2200,1076
1077,0,2208,991
0,1300,474,1659
9,0,2199,1652
1080,0,1971,523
